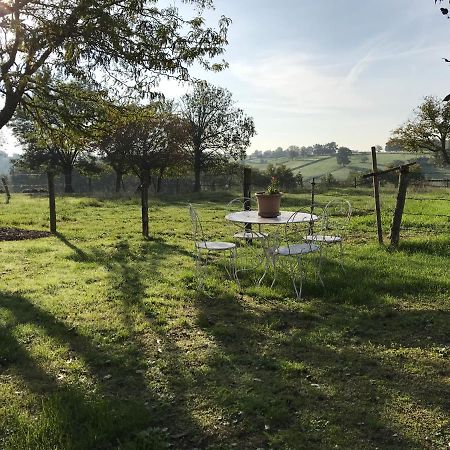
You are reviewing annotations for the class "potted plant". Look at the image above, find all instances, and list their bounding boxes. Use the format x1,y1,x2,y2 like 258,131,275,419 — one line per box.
255,176,282,217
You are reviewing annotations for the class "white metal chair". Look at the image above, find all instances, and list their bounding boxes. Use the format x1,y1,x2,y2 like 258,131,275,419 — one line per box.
188,204,239,288
305,199,352,268
269,211,323,299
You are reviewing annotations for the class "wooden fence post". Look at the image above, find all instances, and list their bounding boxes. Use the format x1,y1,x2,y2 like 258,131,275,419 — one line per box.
243,167,252,205
371,146,383,244
390,166,410,247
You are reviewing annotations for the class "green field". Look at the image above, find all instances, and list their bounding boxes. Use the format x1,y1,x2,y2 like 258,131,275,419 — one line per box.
245,153,450,182
1,189,449,449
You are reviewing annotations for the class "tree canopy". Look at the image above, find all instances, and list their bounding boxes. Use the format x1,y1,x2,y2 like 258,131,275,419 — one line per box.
0,0,230,128
180,82,255,192
390,96,450,165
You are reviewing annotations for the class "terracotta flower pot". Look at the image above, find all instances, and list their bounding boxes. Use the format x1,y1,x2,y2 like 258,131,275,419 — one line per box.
255,192,282,218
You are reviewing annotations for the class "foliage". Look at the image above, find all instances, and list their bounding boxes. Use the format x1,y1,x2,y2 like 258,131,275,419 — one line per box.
322,172,336,185
391,96,450,165
382,163,424,187
336,147,352,166
11,79,108,192
0,0,230,129
180,82,256,191
265,163,297,190
264,176,281,195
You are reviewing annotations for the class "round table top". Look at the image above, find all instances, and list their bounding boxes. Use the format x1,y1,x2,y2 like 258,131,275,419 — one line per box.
225,210,318,224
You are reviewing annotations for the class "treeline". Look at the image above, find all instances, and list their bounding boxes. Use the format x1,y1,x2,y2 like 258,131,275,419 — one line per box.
11,80,255,196
249,142,358,160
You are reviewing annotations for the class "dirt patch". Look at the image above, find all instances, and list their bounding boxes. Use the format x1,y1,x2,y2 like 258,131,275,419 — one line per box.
0,227,52,242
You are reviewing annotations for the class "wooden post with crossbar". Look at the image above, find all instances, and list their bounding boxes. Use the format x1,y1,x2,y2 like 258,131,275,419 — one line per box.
363,157,417,247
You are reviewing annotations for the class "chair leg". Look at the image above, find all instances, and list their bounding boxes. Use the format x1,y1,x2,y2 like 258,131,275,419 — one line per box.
338,241,345,271
196,248,205,291
259,248,274,285
230,248,240,288
294,255,304,300
315,247,325,289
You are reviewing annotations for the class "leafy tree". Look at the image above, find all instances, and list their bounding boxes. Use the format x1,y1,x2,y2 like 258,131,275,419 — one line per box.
265,163,296,190
77,154,106,193
103,104,189,237
336,147,352,166
390,96,450,165
287,145,300,160
295,172,303,188
180,82,256,192
323,172,336,185
12,79,106,192
313,142,337,156
0,1,230,129
12,127,60,233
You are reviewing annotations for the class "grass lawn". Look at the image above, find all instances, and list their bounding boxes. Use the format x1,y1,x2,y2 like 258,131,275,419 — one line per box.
0,188,449,449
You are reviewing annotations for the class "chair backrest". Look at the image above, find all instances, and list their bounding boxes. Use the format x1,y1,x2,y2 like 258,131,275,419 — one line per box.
226,197,253,211
188,204,205,243
321,199,352,236
281,210,313,254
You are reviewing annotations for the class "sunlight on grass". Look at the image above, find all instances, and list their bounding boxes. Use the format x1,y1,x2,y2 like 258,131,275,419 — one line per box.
0,189,449,449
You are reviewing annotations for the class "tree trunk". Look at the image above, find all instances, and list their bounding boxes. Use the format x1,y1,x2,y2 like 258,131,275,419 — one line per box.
63,167,74,193
140,168,150,238
115,171,123,193
193,146,202,192
47,172,57,234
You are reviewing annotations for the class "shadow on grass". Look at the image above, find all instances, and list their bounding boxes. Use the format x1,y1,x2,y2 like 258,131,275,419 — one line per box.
185,243,450,448
0,290,211,449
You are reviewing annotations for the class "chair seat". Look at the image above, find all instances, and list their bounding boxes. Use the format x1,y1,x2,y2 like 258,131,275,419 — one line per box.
196,241,236,251
276,243,320,256
233,231,268,240
305,234,341,243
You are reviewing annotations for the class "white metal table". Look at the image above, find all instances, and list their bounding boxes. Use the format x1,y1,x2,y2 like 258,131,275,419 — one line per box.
225,210,317,225
225,210,319,285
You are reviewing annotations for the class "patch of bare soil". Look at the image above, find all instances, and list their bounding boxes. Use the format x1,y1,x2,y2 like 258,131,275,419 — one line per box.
0,227,51,241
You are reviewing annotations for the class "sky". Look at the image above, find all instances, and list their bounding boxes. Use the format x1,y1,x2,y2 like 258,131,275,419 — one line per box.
2,0,450,155
161,0,450,153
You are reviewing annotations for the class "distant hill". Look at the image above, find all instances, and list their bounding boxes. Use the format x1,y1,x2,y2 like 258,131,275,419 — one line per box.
243,152,450,181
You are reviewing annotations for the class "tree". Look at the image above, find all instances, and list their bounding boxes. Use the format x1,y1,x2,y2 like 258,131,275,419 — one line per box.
12,79,106,192
0,1,230,129
103,104,189,237
265,163,296,190
336,147,352,166
287,145,300,160
12,130,59,233
390,96,450,165
180,82,256,192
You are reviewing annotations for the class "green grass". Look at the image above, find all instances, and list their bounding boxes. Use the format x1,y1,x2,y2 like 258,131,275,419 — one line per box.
0,189,449,449
245,153,450,181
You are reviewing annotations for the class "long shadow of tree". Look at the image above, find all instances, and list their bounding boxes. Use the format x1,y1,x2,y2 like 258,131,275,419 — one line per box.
186,252,450,449
0,233,210,449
